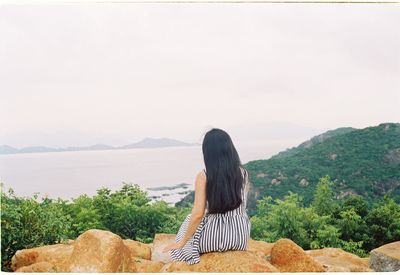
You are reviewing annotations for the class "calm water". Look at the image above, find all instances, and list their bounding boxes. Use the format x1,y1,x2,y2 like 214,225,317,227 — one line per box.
0,139,301,204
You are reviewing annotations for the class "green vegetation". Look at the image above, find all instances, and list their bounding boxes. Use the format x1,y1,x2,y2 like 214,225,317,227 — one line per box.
177,123,400,213
2,123,400,271
244,123,400,211
250,176,400,257
274,127,356,159
1,176,399,271
0,183,191,271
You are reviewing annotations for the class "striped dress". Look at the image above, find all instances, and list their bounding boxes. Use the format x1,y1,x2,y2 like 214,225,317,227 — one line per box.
170,167,251,265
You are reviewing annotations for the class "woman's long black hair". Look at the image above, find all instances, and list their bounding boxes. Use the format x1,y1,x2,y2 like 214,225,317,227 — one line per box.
202,128,246,214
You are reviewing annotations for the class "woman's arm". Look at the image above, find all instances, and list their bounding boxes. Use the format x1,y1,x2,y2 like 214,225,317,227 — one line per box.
162,170,207,253
179,170,207,245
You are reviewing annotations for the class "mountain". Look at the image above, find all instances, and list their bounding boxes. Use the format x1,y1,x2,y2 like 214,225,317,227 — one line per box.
0,138,199,155
62,144,115,151
273,127,356,159
0,145,18,154
18,146,57,154
226,121,324,142
121,137,196,149
176,123,400,214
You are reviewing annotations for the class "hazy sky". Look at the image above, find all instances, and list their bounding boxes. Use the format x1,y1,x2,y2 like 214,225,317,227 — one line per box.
1,4,399,147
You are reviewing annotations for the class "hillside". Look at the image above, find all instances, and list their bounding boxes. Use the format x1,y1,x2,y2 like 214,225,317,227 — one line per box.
176,123,400,213
274,127,356,159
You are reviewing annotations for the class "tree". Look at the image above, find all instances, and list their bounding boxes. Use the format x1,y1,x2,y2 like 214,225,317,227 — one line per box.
341,195,369,217
336,208,366,242
251,192,308,247
365,195,400,250
1,187,70,271
311,176,338,216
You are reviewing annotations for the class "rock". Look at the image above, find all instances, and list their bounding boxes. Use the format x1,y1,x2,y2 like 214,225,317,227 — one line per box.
123,239,151,260
256,173,267,178
271,179,281,185
270,238,325,272
384,148,400,164
15,229,400,273
360,257,370,267
15,261,56,272
336,189,358,200
370,241,400,272
247,239,274,259
161,250,278,272
299,178,309,187
68,229,136,272
306,247,372,272
329,153,338,160
11,230,141,272
133,257,164,272
151,233,176,263
11,243,73,272
276,171,287,181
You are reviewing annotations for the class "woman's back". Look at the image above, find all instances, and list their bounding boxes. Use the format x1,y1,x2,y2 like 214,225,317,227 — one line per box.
199,166,251,253
170,166,251,265
170,127,251,265
203,166,250,215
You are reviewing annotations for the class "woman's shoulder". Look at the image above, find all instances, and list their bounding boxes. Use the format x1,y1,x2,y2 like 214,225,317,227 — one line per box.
196,169,207,181
240,166,248,176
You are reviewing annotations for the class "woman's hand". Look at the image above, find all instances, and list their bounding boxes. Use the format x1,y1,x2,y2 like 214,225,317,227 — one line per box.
162,241,185,253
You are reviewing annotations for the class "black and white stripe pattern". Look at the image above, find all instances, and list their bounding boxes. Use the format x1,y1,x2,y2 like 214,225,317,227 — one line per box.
170,167,251,265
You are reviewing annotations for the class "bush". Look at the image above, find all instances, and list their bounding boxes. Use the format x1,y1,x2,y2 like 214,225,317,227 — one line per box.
364,195,400,250
250,176,400,257
0,182,190,271
1,186,71,271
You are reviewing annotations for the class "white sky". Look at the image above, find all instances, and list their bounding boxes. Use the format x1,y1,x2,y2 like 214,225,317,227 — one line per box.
0,3,399,147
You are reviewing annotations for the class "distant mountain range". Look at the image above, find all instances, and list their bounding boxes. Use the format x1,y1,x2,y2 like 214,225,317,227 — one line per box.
176,123,400,214
0,138,200,155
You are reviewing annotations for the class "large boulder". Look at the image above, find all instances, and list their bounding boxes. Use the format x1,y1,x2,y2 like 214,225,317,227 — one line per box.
133,257,165,272
15,262,57,272
67,229,136,272
161,250,278,272
370,241,400,272
270,238,325,272
123,239,152,260
306,247,372,272
11,243,73,272
151,233,176,263
11,229,167,273
247,239,274,259
17,229,398,273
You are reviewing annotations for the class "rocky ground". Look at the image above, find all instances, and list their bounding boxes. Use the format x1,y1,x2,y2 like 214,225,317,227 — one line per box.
10,229,400,272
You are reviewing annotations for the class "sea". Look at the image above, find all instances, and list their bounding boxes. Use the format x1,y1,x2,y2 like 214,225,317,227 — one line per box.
0,139,301,205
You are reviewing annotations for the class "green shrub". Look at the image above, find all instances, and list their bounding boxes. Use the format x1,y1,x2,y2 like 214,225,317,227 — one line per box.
1,186,70,271
0,182,189,271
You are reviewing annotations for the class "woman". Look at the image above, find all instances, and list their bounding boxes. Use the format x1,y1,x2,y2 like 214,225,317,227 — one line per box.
162,128,251,265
